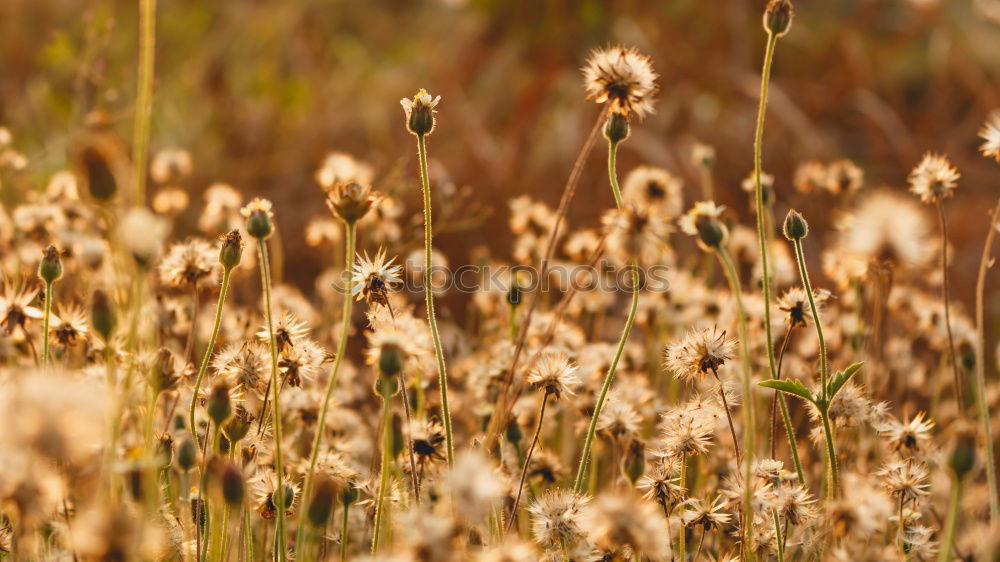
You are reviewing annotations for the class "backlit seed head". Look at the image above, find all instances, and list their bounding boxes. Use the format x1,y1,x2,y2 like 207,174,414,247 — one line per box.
401,89,440,136
38,245,63,284
241,198,275,240
783,209,809,240
583,45,658,119
764,0,795,37
326,181,376,224
218,229,243,271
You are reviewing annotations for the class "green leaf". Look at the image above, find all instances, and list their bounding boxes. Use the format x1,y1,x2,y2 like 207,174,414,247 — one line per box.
759,379,815,403
827,361,864,400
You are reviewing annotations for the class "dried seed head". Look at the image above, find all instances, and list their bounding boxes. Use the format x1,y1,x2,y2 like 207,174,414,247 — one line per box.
326,181,376,224
219,229,244,271
207,382,233,426
764,0,794,37
38,245,63,284
783,209,809,240
307,475,340,528
583,45,658,119
400,89,440,136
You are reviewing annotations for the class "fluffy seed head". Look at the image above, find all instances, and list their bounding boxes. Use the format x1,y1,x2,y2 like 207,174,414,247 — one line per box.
526,352,580,400
583,45,658,119
908,153,959,204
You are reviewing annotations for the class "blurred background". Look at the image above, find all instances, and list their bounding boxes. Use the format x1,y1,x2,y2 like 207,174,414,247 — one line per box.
1,0,999,303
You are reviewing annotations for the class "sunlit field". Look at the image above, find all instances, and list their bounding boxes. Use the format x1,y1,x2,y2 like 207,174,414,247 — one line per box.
1,0,1000,560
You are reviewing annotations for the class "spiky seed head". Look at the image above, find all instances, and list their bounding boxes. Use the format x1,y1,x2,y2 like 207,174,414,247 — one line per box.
783,209,809,240
764,0,794,37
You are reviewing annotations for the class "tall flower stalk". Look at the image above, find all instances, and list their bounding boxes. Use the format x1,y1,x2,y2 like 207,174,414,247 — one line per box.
38,245,63,372
189,231,242,451
753,0,806,486
573,111,640,492
974,198,1000,522
242,198,287,561
402,89,454,465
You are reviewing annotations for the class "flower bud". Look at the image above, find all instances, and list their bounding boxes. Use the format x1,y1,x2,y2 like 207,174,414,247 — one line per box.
91,289,117,342
622,439,646,486
326,182,375,225
241,198,275,240
219,229,243,271
378,341,405,378
505,416,523,445
207,382,233,426
340,479,360,506
38,245,63,284
764,0,794,37
156,433,174,470
696,215,727,249
223,405,254,444
401,89,440,137
948,422,977,478
783,210,809,240
220,462,245,506
177,435,198,471
604,112,631,144
307,476,340,528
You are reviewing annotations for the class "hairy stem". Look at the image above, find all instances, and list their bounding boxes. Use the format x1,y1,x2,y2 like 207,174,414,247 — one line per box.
371,378,393,554
41,280,53,372
189,268,232,450
417,134,454,466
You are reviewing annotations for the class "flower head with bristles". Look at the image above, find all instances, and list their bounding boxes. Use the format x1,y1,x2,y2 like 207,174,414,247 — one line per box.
908,153,959,204
526,352,580,400
776,287,831,328
664,327,736,381
352,248,402,313
582,45,658,119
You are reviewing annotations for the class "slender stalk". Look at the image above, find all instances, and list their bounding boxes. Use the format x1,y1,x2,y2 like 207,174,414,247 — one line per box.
936,202,964,411
258,241,287,561
41,280,53,372
132,0,156,206
773,510,785,562
791,238,839,497
184,284,201,363
189,268,233,450
770,326,794,459
572,138,639,492
371,378,393,554
974,198,1000,522
678,454,687,561
339,502,350,561
896,496,906,558
296,222,357,552
416,134,454,466
715,246,753,554
936,476,962,562
711,368,742,464
506,393,549,533
398,372,420,503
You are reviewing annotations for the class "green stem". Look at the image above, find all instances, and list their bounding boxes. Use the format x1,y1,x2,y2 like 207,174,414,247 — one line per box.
258,241,287,561
975,198,1000,523
296,222,356,552
937,476,962,562
792,239,829,401
416,134,454,466
339,501,350,561
678,454,687,561
572,139,638,493
189,268,233,449
819,408,840,498
715,246,754,557
41,280,53,372
132,0,156,206
371,379,393,554
774,510,785,562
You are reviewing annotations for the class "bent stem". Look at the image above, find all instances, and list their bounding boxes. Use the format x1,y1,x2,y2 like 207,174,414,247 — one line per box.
258,241,287,561
417,133,454,466
371,378,394,555
936,202,964,411
573,137,639,492
715,245,753,554
975,198,1000,523
296,221,357,552
189,268,233,450
506,392,549,533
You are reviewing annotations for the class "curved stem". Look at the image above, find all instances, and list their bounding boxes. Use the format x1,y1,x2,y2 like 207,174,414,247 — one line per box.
506,393,549,533
132,0,156,206
715,246,753,555
371,379,393,554
296,222,356,552
936,202,964,411
42,280,53,372
258,241,287,561
189,268,232,450
573,138,638,493
417,134,454,466
975,198,1000,523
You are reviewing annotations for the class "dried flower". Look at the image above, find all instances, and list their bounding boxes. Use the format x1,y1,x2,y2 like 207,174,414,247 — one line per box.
979,111,1000,162
908,153,959,204
352,248,402,311
526,352,580,400
664,327,736,381
582,45,658,118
